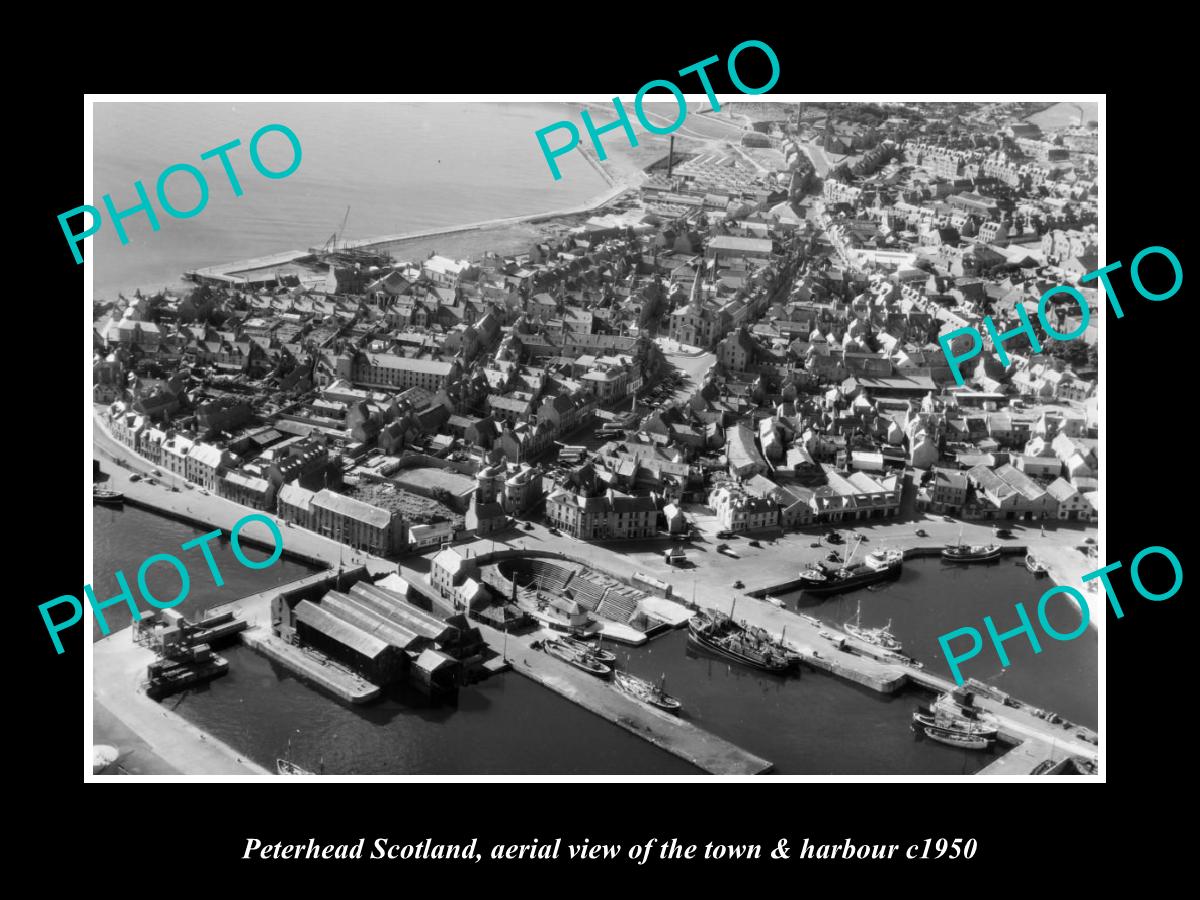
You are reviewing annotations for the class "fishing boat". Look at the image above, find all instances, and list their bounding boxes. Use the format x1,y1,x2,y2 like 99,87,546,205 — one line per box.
543,638,613,678
942,526,1001,562
918,723,992,750
561,635,617,664
687,604,797,675
614,670,682,714
797,536,902,595
1025,553,1048,575
932,688,1001,731
92,486,125,507
842,599,904,653
277,739,319,776
912,706,998,738
864,547,904,570
764,595,784,607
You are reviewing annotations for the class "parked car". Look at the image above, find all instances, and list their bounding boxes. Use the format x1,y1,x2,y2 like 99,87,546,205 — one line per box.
748,540,761,548
129,474,142,482
943,515,955,522
523,522,535,531
995,528,1012,538
548,526,561,536
152,469,163,477
915,528,927,537
826,531,843,544
732,580,744,589
715,530,735,539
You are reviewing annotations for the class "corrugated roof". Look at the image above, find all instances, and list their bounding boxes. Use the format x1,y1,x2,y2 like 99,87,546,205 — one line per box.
294,599,388,659
321,590,426,650
348,583,455,643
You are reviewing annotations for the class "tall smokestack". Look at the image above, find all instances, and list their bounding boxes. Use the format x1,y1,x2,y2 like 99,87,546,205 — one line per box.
667,135,675,179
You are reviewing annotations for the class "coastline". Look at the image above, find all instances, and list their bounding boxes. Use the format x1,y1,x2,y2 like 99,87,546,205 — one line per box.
102,146,647,299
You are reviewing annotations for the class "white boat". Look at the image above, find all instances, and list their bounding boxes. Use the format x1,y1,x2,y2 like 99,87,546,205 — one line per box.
864,547,904,570
764,595,783,607
277,739,320,776
933,688,1000,731
919,724,991,750
843,599,904,653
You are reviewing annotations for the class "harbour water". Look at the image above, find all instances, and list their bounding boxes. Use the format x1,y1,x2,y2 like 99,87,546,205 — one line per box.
775,557,1098,731
92,506,696,774
91,102,611,300
94,508,1096,774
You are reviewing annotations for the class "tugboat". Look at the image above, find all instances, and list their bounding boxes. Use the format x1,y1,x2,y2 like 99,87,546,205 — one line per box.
92,486,125,507
842,599,904,653
797,536,903,595
544,638,613,678
942,527,1001,563
561,635,617,664
687,604,797,675
614,670,682,714
1025,553,1048,576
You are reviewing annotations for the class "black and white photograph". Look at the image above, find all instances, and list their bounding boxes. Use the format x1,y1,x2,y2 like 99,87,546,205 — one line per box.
79,95,1111,780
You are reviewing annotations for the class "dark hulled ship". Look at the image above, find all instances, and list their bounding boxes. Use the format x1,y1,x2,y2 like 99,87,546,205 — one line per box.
687,609,798,675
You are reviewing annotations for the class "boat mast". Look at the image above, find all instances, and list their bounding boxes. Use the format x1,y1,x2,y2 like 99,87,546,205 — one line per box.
846,534,864,566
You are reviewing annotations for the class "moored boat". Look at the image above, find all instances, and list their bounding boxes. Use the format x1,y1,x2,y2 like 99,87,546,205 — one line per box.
277,739,320,775
614,670,682,713
912,706,998,738
561,635,617,664
798,536,902,595
687,605,797,675
1025,553,1048,575
277,758,314,776
942,543,1001,562
843,600,904,653
918,723,992,750
864,547,904,570
932,688,1000,731
942,526,1000,562
544,638,613,678
93,486,125,506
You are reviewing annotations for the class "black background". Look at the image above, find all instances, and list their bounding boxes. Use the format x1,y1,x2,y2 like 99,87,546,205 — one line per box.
21,25,1189,888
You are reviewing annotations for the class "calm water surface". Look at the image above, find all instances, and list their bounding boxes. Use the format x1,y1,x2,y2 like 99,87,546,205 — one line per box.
92,102,609,299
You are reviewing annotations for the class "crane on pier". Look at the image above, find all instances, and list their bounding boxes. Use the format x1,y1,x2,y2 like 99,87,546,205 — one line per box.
317,206,352,256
